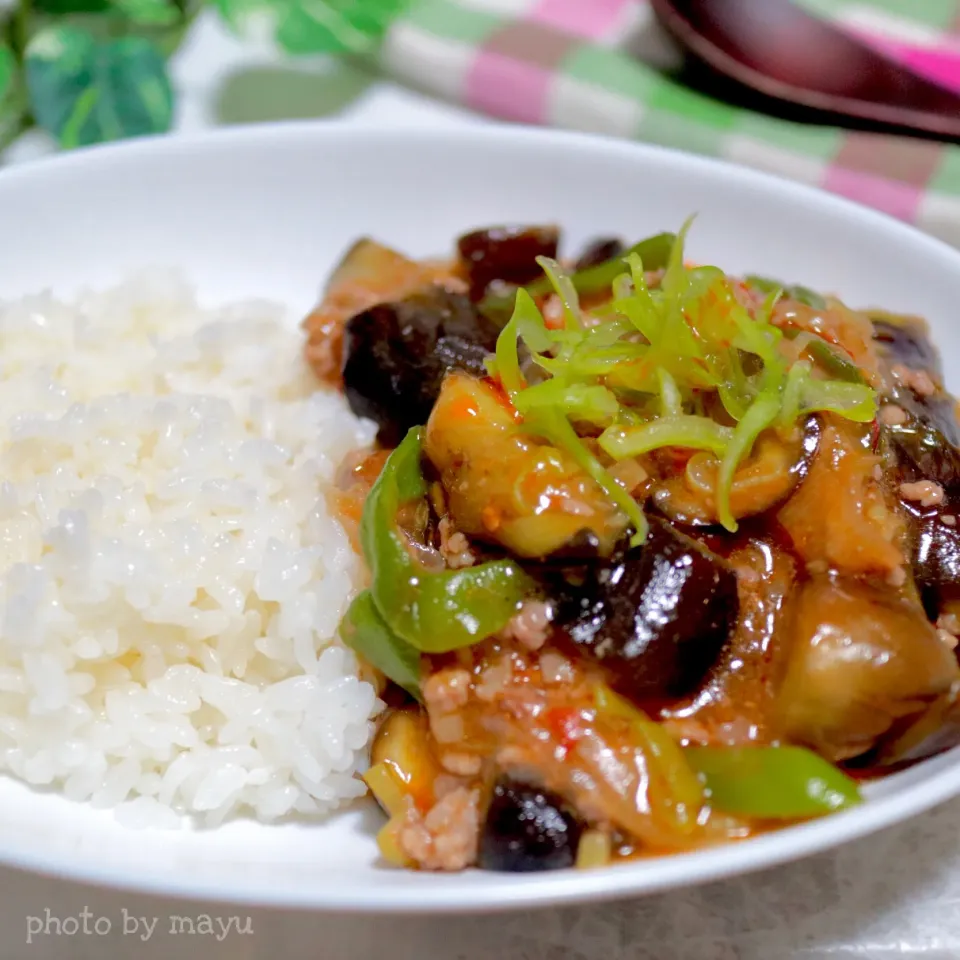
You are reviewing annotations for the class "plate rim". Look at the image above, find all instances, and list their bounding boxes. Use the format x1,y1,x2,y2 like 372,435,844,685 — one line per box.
2,120,960,912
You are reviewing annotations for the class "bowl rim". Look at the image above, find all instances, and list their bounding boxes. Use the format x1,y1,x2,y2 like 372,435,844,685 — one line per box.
4,117,958,258
2,120,960,913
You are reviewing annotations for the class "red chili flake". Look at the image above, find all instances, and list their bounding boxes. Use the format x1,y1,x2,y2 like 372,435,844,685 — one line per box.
482,375,523,423
871,418,880,452
544,707,584,752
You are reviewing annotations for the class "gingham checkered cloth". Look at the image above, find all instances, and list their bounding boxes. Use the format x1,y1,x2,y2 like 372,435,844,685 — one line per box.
378,0,960,248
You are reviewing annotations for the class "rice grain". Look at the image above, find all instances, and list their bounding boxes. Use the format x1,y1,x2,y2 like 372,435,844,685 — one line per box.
0,272,379,827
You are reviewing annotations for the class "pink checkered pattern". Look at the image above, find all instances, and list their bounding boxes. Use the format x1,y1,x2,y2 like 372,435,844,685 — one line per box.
528,0,636,41
384,0,960,248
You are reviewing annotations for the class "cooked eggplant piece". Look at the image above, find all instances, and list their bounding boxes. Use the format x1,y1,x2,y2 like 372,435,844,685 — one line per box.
873,316,944,381
867,687,960,767
325,238,418,295
341,288,500,446
878,382,960,497
364,707,442,815
653,418,820,528
305,239,460,387
870,684,960,767
886,408,960,493
778,418,904,577
575,237,626,272
457,225,560,301
891,400,960,611
478,777,583,872
778,577,960,763
873,314,960,478
424,372,629,558
871,315,960,601
910,509,960,614
551,518,738,702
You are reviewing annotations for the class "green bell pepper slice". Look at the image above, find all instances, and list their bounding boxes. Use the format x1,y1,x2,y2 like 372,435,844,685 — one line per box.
744,274,827,310
594,684,704,834
339,590,422,701
780,328,867,385
359,427,534,654
685,745,863,820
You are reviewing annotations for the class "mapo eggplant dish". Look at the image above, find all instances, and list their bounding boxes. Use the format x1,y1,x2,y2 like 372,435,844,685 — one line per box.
304,221,960,873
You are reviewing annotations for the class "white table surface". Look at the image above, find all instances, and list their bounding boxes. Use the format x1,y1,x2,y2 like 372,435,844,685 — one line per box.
1,12,492,167
4,14,960,960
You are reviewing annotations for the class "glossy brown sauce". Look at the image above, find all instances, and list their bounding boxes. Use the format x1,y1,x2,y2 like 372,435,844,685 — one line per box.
317,241,960,872
662,535,796,745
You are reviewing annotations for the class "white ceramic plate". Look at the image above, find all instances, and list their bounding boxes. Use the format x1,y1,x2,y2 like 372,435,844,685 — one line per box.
2,123,960,913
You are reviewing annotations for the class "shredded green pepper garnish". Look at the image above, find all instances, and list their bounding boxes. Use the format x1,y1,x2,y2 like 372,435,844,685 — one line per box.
599,416,733,460
479,232,677,323
486,218,878,536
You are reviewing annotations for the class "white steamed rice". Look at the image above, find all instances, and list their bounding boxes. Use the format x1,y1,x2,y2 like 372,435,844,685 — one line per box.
0,270,379,828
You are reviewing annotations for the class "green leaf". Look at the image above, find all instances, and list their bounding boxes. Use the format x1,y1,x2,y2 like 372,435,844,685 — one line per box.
26,27,173,148
276,0,407,55
33,0,110,13
0,51,28,154
111,0,180,25
0,45,14,106
211,0,273,33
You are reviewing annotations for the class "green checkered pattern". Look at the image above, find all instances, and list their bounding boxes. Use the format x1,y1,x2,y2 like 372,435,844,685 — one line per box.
380,0,960,248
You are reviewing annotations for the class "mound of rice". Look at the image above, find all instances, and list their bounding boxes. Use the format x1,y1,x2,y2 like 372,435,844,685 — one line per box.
0,271,378,827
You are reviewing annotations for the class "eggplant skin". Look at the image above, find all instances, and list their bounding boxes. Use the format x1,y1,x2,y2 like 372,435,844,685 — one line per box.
873,318,943,382
912,510,960,614
341,287,500,446
574,237,626,271
457,226,559,300
895,449,960,611
653,416,821,529
778,577,959,763
872,316,960,600
873,316,960,485
552,518,739,703
886,410,960,494
478,778,583,872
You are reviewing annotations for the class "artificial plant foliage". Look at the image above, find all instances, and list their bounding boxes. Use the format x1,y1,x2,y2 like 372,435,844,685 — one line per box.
274,0,407,57
114,0,182,25
0,45,14,103
0,0,406,151
26,26,173,146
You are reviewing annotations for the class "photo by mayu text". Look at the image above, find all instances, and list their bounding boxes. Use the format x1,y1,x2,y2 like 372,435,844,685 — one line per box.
26,908,254,943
